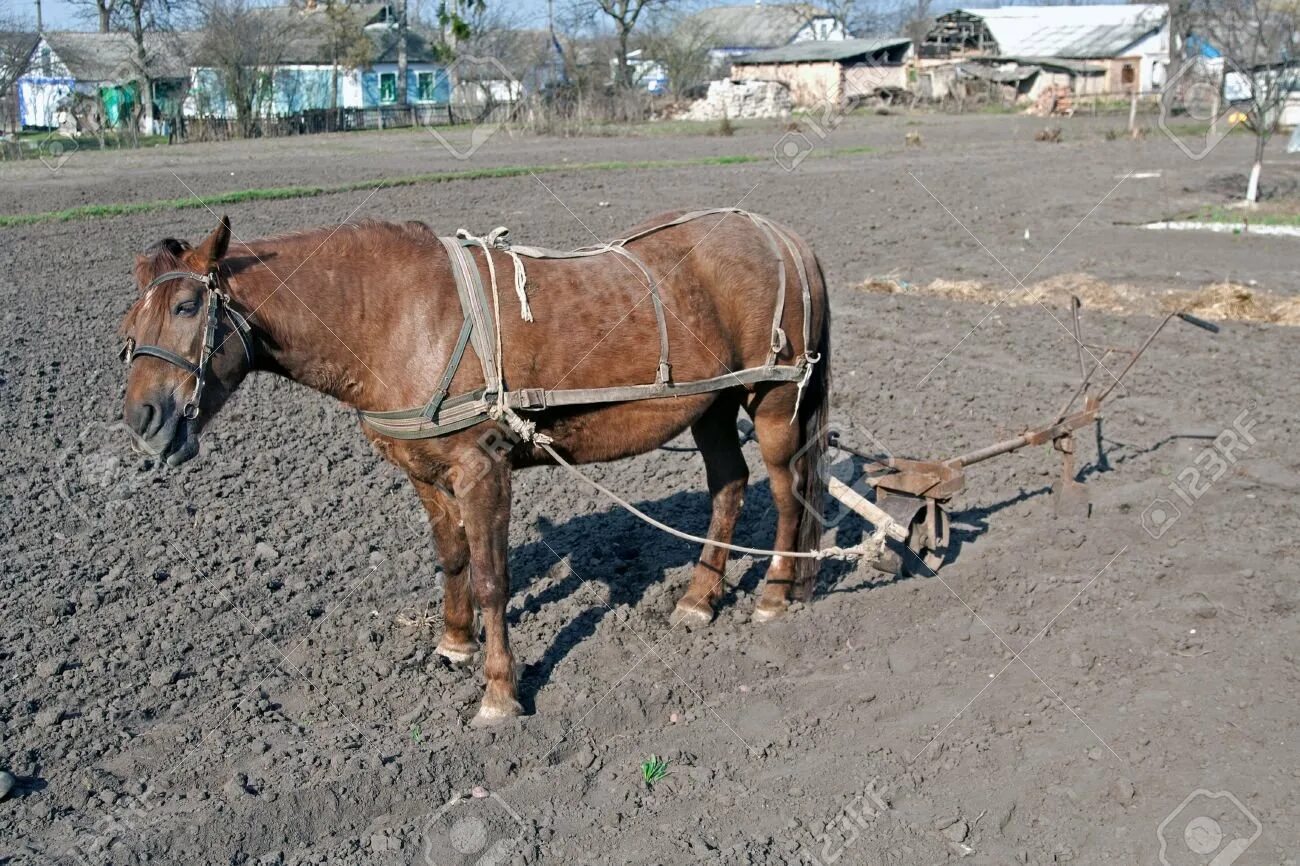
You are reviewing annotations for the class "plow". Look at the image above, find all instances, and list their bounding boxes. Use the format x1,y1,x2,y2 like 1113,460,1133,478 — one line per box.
824,298,1219,576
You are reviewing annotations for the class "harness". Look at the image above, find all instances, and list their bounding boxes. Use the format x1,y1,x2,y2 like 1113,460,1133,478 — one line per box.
360,208,821,441
121,269,255,420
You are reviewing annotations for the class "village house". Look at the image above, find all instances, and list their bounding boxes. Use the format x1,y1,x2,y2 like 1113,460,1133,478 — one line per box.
10,2,449,132
186,21,445,119
920,4,1170,103
187,2,446,119
14,30,193,130
730,37,913,107
684,3,848,71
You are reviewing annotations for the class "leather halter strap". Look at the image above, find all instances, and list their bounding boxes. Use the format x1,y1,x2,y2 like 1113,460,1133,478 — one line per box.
122,269,255,419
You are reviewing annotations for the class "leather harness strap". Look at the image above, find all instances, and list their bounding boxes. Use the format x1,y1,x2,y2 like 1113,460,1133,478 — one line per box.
122,269,255,420
439,237,498,394
360,209,819,441
364,365,808,440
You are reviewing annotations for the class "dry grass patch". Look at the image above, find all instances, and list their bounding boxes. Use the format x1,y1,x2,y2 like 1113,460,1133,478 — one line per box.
1164,281,1300,325
860,272,1299,325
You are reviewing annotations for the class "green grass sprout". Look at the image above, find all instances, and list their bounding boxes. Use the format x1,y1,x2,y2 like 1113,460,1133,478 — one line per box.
640,755,669,786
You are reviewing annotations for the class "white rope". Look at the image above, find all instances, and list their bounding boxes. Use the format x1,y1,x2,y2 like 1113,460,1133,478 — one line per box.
536,440,886,561
486,227,533,322
503,247,533,323
458,228,510,414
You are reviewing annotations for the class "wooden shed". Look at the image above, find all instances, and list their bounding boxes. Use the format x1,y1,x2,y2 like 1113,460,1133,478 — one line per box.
923,5,1169,95
731,37,912,107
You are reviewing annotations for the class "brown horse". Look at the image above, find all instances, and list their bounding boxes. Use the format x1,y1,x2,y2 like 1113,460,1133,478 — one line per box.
119,210,831,723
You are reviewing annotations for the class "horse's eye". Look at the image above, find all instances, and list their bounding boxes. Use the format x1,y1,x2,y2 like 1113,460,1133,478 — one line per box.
174,299,200,317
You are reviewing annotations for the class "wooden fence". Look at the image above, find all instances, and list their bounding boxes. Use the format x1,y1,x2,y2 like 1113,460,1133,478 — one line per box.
177,102,504,142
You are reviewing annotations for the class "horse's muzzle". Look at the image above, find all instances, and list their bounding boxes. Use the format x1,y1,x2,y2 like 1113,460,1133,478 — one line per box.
126,395,200,467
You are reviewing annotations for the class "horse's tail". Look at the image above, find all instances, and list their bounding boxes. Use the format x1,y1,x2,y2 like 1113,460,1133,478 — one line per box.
795,258,832,588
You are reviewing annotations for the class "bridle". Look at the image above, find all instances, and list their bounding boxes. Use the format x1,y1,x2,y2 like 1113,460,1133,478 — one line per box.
121,268,255,420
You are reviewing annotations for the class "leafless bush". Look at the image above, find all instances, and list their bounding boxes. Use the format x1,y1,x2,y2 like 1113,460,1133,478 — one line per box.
0,17,36,132
518,85,657,135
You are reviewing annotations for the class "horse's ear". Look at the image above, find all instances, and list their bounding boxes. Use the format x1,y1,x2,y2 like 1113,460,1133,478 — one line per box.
193,215,232,270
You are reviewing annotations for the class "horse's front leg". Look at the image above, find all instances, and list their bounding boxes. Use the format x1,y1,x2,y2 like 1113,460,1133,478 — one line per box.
410,478,478,663
456,460,523,723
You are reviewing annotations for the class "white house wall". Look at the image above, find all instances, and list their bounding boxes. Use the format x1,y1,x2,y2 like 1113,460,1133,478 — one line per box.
16,38,76,128
341,68,364,108
17,77,74,127
1125,27,1169,92
792,18,847,43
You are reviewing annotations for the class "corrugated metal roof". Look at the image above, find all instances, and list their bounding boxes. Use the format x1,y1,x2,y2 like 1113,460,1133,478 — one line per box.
686,4,837,50
958,4,1166,58
733,36,911,64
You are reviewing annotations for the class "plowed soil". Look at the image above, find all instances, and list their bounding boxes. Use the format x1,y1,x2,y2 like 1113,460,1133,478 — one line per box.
2,112,1297,865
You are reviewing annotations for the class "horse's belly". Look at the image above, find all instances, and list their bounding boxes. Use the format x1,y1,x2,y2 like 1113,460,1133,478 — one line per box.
518,394,718,467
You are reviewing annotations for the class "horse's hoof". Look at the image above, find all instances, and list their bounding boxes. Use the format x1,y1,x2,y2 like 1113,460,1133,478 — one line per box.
472,697,524,726
751,602,786,623
670,600,714,626
434,639,478,664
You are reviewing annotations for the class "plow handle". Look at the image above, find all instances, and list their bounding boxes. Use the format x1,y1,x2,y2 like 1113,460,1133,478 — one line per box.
1177,312,1220,333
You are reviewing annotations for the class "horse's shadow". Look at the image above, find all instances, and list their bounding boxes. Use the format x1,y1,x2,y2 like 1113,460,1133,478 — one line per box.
507,483,775,705
504,470,980,706
505,422,1194,706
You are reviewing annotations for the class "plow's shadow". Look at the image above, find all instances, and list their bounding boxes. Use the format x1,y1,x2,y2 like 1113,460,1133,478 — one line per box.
506,425,1190,704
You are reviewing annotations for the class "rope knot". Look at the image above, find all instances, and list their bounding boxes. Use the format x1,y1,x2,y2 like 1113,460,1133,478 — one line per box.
790,351,820,423
458,226,533,323
488,405,553,445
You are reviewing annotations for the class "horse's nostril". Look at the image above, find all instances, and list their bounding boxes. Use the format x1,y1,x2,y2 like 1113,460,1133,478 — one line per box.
128,401,160,438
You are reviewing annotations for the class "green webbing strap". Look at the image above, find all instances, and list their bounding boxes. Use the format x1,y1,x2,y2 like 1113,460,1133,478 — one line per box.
440,236,498,394
362,364,806,440
422,315,475,422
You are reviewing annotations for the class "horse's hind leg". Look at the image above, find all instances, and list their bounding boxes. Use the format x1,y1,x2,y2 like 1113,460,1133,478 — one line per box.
672,396,748,625
748,388,818,621
411,478,478,663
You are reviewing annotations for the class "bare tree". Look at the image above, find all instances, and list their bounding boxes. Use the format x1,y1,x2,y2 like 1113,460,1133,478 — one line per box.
113,0,182,136
323,0,373,111
1188,0,1300,202
0,20,37,134
576,0,674,89
901,0,934,58
850,0,929,42
458,4,521,63
200,0,300,137
66,0,120,33
822,0,858,36
641,11,714,98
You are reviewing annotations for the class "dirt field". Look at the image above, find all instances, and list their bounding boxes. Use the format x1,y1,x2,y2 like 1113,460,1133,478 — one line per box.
1,113,1297,865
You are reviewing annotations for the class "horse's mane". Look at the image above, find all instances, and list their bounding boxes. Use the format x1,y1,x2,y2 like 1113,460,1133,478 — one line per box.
125,220,439,336
235,219,439,257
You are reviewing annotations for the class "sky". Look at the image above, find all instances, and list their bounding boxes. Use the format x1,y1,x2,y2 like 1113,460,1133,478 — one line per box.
24,0,558,31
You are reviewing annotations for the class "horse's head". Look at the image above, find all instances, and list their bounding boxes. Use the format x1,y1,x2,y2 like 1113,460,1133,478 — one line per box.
120,216,253,466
